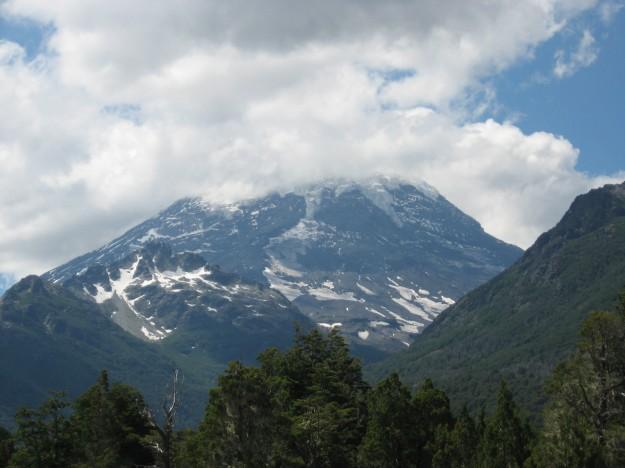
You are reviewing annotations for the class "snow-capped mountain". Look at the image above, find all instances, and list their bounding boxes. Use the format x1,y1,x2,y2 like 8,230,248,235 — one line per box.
47,176,522,352
63,242,307,345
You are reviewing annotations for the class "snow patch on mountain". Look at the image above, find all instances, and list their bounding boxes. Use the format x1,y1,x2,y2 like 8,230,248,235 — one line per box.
388,279,452,318
90,284,114,304
110,256,142,304
274,219,327,243
386,309,425,334
138,228,170,243
359,181,403,227
263,267,303,301
391,297,429,321
441,296,456,305
66,244,304,344
369,320,390,327
356,282,376,295
307,286,360,302
319,322,342,329
267,256,304,278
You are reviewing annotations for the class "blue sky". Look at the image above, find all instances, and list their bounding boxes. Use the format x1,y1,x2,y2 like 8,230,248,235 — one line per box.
0,13,51,59
491,6,625,176
0,1,624,277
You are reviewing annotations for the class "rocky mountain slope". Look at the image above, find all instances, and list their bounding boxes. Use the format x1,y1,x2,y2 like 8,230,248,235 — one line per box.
0,246,311,427
369,181,625,414
0,276,181,428
46,177,522,353
63,242,306,355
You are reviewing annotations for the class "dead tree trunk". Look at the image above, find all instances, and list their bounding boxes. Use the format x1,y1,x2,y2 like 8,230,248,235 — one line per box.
152,369,182,468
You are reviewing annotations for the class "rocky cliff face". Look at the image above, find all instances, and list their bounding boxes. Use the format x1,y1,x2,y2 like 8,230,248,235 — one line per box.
63,242,309,353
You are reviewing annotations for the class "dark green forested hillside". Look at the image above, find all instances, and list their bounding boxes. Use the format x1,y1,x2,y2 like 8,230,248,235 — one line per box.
368,182,625,415
0,276,223,429
2,301,625,467
0,265,312,429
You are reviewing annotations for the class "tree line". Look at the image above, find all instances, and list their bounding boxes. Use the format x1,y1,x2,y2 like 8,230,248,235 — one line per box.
1,294,625,467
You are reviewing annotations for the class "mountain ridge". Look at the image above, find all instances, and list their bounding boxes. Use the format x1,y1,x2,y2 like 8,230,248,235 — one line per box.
45,176,523,353
0,275,185,428
368,180,625,414
0,259,312,427
62,241,307,348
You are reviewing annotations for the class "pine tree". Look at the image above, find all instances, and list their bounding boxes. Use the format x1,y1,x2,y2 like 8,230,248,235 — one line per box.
171,428,207,468
478,380,532,468
198,361,283,467
413,378,454,468
530,307,625,467
357,373,417,468
432,406,479,468
9,393,73,468
192,329,370,467
0,427,13,468
71,370,157,467
285,328,368,467
71,371,117,466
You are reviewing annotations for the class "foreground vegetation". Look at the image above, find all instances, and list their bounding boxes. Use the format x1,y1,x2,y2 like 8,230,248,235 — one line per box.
1,294,625,467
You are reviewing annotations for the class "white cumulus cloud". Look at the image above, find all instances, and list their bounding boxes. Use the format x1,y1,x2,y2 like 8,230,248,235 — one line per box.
0,0,622,279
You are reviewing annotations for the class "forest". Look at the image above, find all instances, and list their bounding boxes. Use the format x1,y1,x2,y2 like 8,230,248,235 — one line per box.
1,294,624,468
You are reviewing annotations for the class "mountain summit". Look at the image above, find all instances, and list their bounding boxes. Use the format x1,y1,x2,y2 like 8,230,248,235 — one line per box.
47,176,522,353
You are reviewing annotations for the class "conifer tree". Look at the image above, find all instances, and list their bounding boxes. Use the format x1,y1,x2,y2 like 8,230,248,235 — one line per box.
530,307,625,467
71,370,156,467
0,426,12,468
285,328,368,467
171,428,205,468
357,373,417,468
198,361,283,467
432,406,479,468
413,378,454,467
478,381,532,468
194,328,369,467
9,393,73,468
